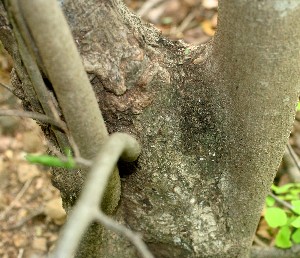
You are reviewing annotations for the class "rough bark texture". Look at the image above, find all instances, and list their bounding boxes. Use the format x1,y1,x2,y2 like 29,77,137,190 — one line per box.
1,0,300,257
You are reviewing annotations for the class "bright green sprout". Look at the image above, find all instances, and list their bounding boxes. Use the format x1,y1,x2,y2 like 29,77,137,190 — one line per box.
25,149,75,169
297,102,300,111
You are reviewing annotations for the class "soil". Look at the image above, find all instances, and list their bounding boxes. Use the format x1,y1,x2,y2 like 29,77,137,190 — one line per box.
0,1,299,257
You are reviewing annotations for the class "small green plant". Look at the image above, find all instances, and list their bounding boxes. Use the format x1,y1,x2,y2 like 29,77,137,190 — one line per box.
25,148,75,169
264,183,300,248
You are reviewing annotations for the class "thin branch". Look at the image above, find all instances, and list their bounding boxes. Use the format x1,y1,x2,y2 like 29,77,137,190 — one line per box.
282,145,300,182
0,81,14,94
0,178,33,220
172,11,196,35
47,99,81,158
51,133,147,258
269,192,294,210
0,109,67,131
286,143,300,174
3,208,44,230
17,248,24,258
137,0,165,17
252,235,269,248
44,137,92,167
94,210,154,258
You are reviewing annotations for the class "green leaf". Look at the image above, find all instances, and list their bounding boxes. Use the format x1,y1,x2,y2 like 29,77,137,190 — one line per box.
291,216,300,228
292,228,300,243
25,154,75,169
278,194,299,201
161,17,173,25
271,184,279,192
297,102,300,111
265,207,287,228
266,196,275,207
292,200,300,215
286,216,297,226
290,189,300,196
273,184,295,194
275,226,292,248
184,48,191,55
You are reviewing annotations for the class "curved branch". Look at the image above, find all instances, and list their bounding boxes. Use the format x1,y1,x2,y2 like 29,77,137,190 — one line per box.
51,133,148,258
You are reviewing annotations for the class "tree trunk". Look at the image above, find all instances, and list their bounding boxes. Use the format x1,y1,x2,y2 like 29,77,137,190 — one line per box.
1,0,300,257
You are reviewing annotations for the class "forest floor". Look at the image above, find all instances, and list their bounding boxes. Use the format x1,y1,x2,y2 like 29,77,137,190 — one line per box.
0,0,299,257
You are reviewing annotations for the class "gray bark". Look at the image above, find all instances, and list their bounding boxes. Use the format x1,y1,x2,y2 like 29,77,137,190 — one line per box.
1,0,300,257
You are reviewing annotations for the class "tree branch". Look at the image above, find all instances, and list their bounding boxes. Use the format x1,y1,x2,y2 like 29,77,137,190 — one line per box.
94,210,154,258
51,133,149,258
286,144,300,182
18,0,108,160
5,0,69,150
0,81,15,94
269,192,294,211
0,109,66,131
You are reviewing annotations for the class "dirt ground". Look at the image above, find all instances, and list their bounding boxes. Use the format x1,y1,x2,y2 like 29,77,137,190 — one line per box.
0,0,299,257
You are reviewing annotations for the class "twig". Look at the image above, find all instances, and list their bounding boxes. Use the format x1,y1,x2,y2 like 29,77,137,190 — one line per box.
67,134,81,159
269,192,294,210
137,0,165,17
44,137,92,167
173,11,196,35
253,235,268,248
73,157,93,167
47,99,82,158
286,143,300,174
17,248,24,258
94,210,154,258
282,146,300,182
3,208,44,230
0,109,67,131
0,178,33,220
0,81,14,94
51,133,149,258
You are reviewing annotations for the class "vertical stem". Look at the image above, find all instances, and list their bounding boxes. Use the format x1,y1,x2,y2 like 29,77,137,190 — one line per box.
19,0,108,160
212,0,300,255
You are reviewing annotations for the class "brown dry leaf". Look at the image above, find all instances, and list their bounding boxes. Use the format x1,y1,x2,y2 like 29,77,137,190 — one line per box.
278,173,290,186
4,149,13,159
44,197,66,225
183,0,198,6
256,218,272,240
17,162,40,183
211,13,218,28
0,193,8,210
12,233,28,248
0,137,13,153
202,0,218,9
32,237,48,252
22,128,44,153
201,20,215,36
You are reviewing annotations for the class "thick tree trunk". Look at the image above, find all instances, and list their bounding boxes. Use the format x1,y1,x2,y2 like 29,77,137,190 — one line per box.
1,0,300,257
